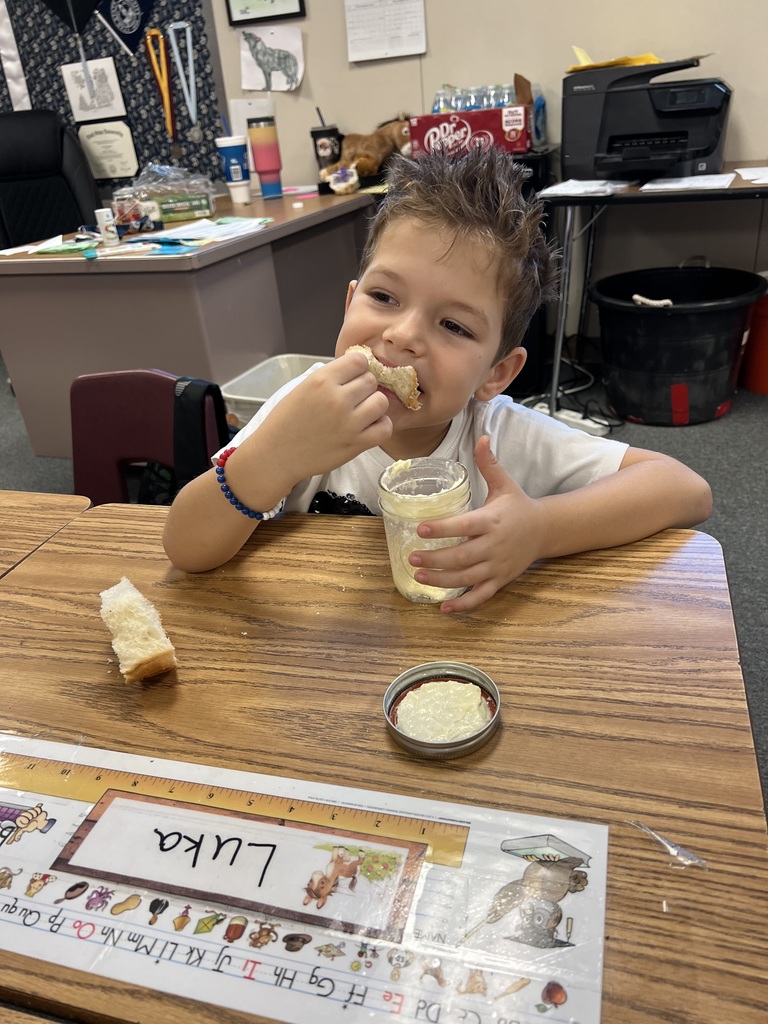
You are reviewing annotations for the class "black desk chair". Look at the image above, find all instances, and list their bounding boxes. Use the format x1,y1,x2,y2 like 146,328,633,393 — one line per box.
0,109,102,248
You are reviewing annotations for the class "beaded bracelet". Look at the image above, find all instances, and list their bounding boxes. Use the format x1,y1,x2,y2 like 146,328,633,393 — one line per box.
215,447,284,521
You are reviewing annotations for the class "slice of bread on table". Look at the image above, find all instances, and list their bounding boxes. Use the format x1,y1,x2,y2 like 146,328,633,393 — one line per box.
348,345,421,410
100,577,177,684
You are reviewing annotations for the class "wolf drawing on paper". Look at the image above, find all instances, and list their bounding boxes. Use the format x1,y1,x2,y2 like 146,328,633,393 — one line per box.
243,33,299,90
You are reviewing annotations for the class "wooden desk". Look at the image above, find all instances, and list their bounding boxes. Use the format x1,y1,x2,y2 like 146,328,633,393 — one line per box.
0,193,372,458
0,490,90,577
0,507,766,1023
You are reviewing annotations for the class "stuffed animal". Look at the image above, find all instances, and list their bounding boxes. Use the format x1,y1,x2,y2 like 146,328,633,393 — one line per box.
320,116,411,185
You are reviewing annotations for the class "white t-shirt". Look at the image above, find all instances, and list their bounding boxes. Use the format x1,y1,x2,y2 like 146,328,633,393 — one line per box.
220,363,629,516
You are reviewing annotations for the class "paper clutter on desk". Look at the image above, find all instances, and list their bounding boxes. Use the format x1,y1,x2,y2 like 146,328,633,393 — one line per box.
538,179,635,197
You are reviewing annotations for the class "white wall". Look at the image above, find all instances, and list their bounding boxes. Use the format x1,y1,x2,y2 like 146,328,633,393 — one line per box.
210,0,768,297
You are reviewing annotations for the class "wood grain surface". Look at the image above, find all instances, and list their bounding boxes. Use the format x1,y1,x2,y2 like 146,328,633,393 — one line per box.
0,505,766,1024
0,491,90,577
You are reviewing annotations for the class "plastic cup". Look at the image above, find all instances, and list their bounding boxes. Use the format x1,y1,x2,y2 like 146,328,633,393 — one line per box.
215,136,251,204
248,117,283,199
310,125,343,171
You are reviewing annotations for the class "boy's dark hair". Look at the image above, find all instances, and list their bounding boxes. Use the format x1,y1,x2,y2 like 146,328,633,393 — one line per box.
359,147,558,360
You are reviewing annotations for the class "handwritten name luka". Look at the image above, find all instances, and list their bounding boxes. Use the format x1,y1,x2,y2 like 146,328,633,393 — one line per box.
153,827,276,882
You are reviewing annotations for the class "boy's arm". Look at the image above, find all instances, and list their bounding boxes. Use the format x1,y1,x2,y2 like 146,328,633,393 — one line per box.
535,444,712,558
410,437,713,614
163,354,392,572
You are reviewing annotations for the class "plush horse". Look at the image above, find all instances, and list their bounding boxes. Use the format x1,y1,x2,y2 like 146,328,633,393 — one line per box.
319,117,411,181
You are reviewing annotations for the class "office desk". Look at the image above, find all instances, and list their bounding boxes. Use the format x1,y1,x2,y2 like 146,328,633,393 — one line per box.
545,166,768,413
0,490,90,576
0,507,766,1023
0,193,373,458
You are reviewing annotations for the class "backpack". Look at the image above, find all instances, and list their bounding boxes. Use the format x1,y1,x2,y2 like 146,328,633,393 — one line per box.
137,377,231,505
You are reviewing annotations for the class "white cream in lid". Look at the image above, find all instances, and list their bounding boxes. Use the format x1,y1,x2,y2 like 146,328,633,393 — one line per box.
395,679,492,743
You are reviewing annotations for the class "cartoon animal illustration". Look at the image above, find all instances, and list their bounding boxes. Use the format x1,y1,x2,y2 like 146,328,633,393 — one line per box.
387,948,414,981
248,921,279,948
421,957,448,987
25,873,56,897
0,866,21,890
457,967,488,995
319,117,411,180
85,886,115,911
303,846,364,910
507,896,565,948
243,32,299,89
460,856,588,948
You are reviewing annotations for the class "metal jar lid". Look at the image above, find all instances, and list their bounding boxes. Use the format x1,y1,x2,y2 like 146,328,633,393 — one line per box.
383,661,500,759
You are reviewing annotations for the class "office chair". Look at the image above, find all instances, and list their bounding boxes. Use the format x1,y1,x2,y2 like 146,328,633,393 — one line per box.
0,109,102,248
70,369,230,507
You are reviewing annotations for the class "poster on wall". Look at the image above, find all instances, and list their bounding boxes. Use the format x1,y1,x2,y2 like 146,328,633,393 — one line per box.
239,24,304,91
78,120,139,179
61,57,127,122
344,0,426,62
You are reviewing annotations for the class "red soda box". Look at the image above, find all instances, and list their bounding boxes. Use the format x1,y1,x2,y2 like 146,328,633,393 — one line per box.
409,106,534,158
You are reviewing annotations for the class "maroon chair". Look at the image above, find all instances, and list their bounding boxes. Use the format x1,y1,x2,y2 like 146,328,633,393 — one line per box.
70,368,229,506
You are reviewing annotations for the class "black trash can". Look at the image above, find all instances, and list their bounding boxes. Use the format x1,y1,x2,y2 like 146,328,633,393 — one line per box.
589,267,767,425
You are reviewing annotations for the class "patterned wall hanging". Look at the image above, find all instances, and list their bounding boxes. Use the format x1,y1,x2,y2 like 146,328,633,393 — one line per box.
0,0,224,191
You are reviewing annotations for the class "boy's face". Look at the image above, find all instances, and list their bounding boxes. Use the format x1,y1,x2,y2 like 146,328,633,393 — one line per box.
335,219,525,458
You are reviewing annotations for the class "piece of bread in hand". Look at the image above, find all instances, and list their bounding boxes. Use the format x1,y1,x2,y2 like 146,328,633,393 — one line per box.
348,344,421,410
99,577,177,684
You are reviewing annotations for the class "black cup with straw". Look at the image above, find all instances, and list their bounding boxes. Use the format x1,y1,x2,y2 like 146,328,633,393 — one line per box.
310,108,343,173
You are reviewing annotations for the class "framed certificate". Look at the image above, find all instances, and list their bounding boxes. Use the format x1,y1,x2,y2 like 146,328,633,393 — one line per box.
226,0,306,26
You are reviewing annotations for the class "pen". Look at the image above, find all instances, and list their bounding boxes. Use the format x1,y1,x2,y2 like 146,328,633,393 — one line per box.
124,238,200,247
83,243,161,259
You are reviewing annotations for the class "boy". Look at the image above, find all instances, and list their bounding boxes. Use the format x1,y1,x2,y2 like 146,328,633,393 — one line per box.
164,148,711,613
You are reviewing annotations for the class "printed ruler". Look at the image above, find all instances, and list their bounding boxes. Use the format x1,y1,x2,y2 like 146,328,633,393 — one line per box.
0,751,468,866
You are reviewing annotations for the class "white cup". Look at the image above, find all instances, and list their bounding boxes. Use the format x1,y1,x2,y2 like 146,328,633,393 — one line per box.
95,207,119,246
215,136,251,204
225,180,252,204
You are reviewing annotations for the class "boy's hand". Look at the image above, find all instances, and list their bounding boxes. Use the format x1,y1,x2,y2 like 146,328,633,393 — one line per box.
255,351,393,482
408,435,549,613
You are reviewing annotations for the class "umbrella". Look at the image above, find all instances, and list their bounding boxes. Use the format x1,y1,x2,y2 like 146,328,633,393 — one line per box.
39,0,99,96
39,0,100,35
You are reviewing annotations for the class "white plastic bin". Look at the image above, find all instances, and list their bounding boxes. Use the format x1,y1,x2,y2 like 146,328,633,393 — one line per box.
222,353,332,427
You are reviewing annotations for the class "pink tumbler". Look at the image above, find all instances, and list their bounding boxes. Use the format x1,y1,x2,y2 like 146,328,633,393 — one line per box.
247,116,283,199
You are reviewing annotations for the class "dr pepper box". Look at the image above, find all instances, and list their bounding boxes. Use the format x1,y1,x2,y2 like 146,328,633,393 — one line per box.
410,105,534,158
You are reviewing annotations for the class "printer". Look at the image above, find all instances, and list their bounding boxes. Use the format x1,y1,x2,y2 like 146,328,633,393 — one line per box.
561,57,731,180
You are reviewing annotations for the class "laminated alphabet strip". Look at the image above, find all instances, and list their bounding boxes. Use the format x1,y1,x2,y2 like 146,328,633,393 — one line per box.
0,736,607,1023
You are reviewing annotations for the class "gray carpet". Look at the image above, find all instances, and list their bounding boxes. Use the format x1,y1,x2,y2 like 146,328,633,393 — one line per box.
1,354,766,814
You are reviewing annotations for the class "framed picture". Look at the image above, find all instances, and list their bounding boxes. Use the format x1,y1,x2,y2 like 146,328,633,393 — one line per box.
226,0,306,26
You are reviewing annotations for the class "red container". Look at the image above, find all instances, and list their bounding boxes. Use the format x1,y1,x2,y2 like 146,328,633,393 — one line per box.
409,106,533,159
740,294,768,394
